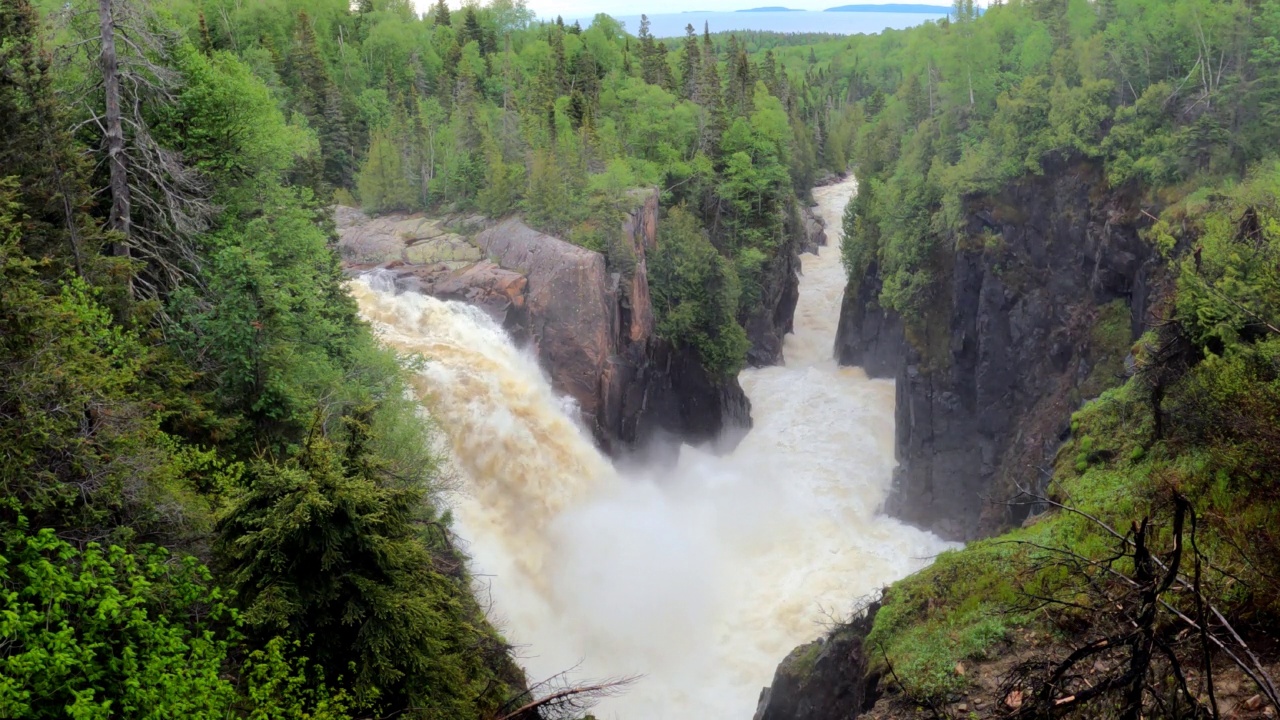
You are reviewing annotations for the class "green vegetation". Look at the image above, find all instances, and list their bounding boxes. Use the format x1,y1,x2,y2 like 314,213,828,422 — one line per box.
6,0,1278,712
1,0,524,716
650,207,751,376
2,0,867,713
132,3,842,371
776,0,1280,346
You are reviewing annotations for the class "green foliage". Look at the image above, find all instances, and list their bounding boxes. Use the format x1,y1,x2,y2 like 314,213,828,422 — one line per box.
818,0,1280,353
218,423,513,717
650,207,750,377
0,518,236,719
2,1,537,715
240,637,353,720
357,128,417,213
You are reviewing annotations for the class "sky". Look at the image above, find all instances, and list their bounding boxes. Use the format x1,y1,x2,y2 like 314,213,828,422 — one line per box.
414,0,953,25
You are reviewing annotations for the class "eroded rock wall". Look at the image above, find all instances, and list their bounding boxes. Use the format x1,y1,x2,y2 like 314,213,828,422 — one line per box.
835,158,1163,540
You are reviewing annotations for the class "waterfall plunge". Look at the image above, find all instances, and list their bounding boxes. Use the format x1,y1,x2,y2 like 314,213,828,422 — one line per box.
350,177,957,718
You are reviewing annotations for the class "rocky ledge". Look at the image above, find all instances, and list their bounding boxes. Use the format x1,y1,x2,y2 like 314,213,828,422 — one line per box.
336,192,752,456
754,602,881,720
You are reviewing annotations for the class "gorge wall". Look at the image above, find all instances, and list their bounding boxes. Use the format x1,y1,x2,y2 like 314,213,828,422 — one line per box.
836,157,1164,540
338,190,823,456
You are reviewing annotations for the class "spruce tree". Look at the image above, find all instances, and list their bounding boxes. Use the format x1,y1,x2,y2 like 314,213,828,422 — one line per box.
682,23,701,101
432,0,451,27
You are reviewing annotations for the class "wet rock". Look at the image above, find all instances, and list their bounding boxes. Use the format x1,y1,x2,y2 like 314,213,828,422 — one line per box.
800,203,829,255
754,601,881,720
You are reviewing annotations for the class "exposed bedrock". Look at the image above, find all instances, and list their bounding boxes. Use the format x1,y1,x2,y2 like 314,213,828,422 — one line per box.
753,602,882,720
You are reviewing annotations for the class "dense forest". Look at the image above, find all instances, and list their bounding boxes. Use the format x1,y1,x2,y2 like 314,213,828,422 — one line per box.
0,0,843,716
4,0,1280,715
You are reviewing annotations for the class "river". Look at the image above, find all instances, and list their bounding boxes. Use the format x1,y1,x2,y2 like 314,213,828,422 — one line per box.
350,176,955,718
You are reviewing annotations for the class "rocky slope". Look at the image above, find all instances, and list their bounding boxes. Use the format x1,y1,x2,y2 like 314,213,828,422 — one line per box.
336,191,760,456
835,157,1162,540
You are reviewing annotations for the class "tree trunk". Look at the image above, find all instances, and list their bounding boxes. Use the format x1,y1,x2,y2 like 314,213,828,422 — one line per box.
98,0,131,254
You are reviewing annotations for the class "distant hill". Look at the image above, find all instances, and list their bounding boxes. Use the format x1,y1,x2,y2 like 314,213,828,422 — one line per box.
825,3,950,12
736,6,804,10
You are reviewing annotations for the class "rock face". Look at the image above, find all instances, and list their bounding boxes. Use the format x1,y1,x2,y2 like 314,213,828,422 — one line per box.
799,203,829,256
337,190,752,456
741,199,828,366
754,603,882,720
474,218,617,428
835,158,1163,540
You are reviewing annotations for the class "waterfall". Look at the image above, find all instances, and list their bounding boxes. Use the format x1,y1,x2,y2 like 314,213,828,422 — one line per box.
350,177,957,718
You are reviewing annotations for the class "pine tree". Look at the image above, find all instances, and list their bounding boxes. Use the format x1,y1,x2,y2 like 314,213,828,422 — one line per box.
287,11,352,192
432,0,451,27
0,0,95,268
682,23,701,101
461,8,483,51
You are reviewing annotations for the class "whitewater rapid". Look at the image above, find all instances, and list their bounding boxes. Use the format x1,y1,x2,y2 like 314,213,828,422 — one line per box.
350,176,956,719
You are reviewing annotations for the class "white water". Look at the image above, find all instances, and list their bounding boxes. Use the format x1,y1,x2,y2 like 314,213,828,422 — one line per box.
350,177,957,719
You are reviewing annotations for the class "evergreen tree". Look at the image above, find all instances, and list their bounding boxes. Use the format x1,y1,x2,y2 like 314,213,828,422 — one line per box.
681,23,701,101
432,0,451,27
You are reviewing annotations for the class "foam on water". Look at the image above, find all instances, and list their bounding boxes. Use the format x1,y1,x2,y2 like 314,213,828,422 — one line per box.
350,176,957,719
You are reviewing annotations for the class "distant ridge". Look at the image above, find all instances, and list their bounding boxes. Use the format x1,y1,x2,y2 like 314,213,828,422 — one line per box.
736,6,804,10
825,3,950,11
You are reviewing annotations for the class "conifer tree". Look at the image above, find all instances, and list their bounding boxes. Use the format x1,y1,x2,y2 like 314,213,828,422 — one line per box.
432,0,451,27
681,23,701,101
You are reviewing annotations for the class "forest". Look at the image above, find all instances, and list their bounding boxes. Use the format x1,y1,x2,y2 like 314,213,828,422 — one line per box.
2,0,1280,716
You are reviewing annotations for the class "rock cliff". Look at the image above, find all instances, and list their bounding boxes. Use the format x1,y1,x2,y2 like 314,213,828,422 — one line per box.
835,158,1163,540
336,191,752,456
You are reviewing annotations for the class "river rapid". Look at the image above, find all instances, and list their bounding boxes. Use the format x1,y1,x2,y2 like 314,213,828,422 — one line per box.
350,176,956,718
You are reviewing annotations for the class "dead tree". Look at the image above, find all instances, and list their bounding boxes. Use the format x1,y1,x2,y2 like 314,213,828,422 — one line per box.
1000,491,1279,719
54,0,213,299
492,668,638,720
97,0,130,248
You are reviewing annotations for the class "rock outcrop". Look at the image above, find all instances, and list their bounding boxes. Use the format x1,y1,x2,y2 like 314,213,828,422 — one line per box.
754,602,882,720
835,158,1163,540
799,203,829,256
336,206,483,266
337,190,752,456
